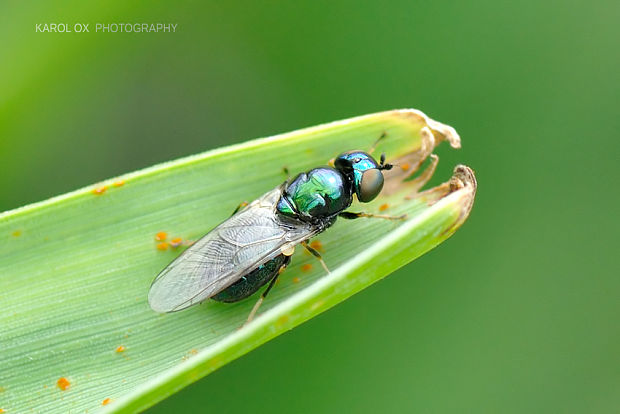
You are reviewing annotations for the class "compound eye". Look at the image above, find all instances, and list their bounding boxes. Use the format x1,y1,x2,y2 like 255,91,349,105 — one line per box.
358,169,384,202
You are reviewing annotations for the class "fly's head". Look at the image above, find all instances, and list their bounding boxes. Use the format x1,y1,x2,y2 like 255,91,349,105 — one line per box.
334,150,393,202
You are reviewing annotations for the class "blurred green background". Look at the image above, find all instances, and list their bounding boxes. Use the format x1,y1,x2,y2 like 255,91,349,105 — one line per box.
1,1,618,412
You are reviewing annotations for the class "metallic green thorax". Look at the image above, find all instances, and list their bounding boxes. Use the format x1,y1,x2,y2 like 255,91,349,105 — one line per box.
277,167,352,221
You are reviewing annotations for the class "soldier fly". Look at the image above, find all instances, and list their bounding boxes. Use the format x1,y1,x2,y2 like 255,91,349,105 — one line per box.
148,145,404,323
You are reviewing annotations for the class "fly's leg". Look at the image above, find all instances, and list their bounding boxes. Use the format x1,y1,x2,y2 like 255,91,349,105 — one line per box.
368,131,388,155
282,166,291,180
339,211,407,221
203,201,247,248
202,200,246,250
244,276,277,325
301,241,331,274
329,131,389,166
231,201,249,215
244,263,287,325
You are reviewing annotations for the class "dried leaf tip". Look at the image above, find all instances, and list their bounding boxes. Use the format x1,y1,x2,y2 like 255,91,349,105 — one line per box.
449,164,477,221
393,109,461,148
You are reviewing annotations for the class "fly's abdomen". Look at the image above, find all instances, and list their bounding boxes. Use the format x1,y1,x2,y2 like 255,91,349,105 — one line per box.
211,254,291,303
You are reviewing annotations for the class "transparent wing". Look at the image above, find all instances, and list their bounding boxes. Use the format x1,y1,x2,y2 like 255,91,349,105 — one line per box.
148,186,318,313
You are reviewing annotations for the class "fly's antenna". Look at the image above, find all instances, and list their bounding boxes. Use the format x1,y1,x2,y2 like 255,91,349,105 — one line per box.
368,131,387,155
378,152,393,170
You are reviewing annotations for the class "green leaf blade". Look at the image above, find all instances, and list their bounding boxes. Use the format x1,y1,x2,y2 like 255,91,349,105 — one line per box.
0,110,475,413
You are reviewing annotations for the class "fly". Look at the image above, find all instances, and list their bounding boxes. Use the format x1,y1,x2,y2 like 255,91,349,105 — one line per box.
148,143,405,323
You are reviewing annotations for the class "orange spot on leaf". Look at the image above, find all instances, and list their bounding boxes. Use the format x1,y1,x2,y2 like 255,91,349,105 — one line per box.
155,232,167,241
400,163,411,171
115,345,126,353
379,203,389,211
309,240,323,251
156,242,169,251
169,237,183,248
301,264,312,272
92,186,108,195
292,276,301,283
102,398,112,406
57,377,70,391
113,180,125,187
